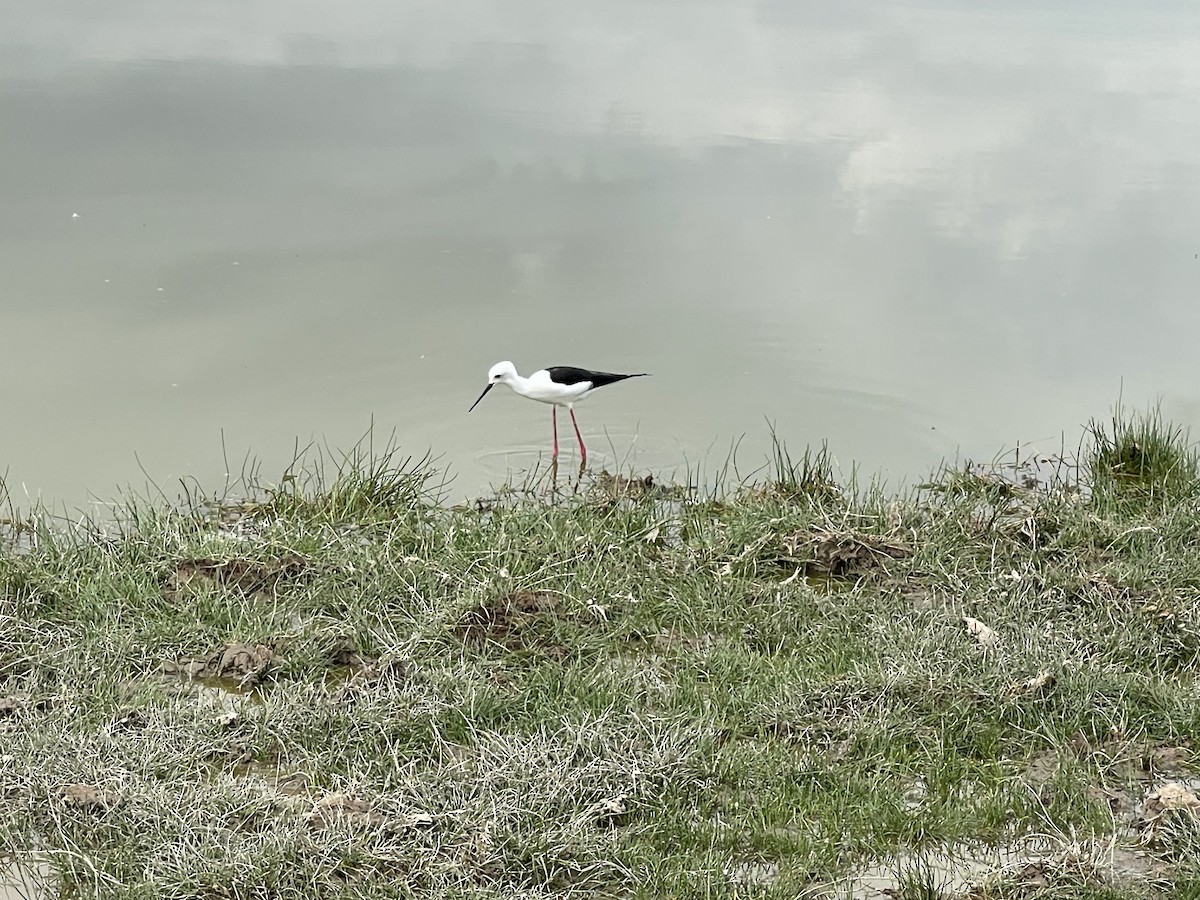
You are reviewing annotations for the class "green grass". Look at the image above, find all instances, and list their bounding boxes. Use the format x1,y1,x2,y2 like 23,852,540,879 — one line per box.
1,408,1199,898
1087,403,1200,513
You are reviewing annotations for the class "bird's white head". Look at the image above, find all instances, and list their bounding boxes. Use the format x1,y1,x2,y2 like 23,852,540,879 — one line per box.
469,360,520,412
487,360,519,384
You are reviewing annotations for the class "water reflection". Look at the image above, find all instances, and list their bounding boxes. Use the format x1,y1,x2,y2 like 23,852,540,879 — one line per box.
1,1,1198,507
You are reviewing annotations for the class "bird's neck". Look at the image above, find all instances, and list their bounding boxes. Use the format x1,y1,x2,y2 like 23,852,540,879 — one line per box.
506,375,534,397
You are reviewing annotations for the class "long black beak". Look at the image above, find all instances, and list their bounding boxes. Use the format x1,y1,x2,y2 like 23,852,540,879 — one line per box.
468,382,494,412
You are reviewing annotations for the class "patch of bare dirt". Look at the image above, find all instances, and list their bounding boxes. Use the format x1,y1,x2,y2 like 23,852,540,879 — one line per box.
1069,735,1192,791
162,552,310,601
0,697,23,717
301,791,436,833
304,792,385,829
59,783,121,811
453,591,574,653
1026,734,1193,789
726,860,779,889
162,642,276,686
960,847,1167,899
850,838,1168,900
881,574,946,610
0,695,51,717
325,656,415,710
1140,781,1200,853
1083,573,1153,607
206,737,263,766
1024,734,1199,856
1023,748,1062,790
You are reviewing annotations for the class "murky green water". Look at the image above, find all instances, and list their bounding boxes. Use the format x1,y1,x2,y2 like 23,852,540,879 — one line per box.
3,2,1199,509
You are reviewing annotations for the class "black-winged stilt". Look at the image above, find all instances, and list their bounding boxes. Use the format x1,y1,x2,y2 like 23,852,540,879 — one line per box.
469,361,648,466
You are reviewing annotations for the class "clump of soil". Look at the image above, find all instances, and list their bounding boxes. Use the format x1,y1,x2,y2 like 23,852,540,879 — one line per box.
782,527,910,577
163,642,276,686
325,635,375,670
453,591,570,653
162,552,310,600
305,792,386,829
591,470,665,501
583,795,630,828
107,709,148,732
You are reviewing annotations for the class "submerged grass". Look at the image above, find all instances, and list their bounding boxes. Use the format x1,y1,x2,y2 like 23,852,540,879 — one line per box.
1,408,1200,898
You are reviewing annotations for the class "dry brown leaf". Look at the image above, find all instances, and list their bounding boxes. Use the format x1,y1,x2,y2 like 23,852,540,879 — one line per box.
1143,782,1200,821
573,794,630,828
1007,670,1056,696
963,616,999,646
396,811,436,829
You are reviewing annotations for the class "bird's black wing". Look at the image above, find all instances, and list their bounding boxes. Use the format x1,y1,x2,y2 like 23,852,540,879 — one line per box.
546,366,648,389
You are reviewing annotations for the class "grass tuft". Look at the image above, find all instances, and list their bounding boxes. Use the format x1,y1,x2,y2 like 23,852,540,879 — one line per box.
764,425,843,505
1086,404,1200,511
893,858,953,900
263,429,445,526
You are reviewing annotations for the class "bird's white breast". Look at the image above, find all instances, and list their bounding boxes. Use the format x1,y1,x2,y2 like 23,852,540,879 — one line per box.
517,369,593,406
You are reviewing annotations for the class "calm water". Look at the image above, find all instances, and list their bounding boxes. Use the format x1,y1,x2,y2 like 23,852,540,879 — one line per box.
3,2,1199,509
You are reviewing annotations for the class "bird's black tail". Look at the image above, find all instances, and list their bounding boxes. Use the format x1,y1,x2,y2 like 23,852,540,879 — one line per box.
593,372,647,388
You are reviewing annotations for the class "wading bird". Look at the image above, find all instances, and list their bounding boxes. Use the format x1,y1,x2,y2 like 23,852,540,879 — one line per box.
468,361,648,467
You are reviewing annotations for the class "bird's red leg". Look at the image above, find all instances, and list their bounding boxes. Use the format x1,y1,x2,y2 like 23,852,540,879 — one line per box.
551,406,559,461
570,408,587,467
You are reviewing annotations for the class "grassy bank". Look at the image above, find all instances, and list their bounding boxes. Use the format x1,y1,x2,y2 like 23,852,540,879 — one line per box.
2,411,1199,899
